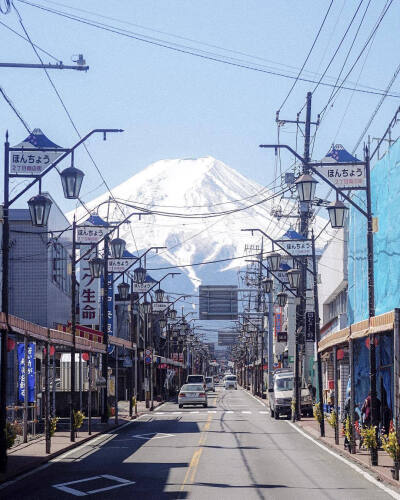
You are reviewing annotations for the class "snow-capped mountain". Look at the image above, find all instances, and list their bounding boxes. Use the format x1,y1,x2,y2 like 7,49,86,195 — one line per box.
71,157,330,342
73,156,329,286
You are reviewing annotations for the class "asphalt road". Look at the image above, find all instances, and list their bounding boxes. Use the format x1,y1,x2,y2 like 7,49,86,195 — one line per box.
1,386,398,499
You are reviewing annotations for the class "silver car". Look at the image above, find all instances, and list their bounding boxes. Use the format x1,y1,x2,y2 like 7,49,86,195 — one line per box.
178,384,208,408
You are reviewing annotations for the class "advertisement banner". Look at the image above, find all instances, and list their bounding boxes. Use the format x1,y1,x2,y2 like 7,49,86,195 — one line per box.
18,343,35,402
79,246,100,325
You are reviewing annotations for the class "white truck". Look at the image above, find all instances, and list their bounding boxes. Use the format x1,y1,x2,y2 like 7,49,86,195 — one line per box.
268,371,313,419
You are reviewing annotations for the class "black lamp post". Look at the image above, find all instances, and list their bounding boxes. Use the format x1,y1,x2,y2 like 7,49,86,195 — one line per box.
134,266,147,284
155,288,165,303
118,281,130,301
89,256,103,279
169,308,177,320
262,277,273,294
287,268,301,289
27,194,52,227
327,200,348,229
294,173,318,202
276,292,288,308
60,165,84,199
110,237,126,259
267,252,281,272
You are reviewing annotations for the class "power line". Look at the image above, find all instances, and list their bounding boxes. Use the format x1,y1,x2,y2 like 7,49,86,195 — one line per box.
12,2,139,252
278,0,334,112
16,0,400,99
0,86,30,132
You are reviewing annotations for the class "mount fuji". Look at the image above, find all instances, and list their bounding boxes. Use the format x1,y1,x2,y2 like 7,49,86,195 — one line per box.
71,157,330,342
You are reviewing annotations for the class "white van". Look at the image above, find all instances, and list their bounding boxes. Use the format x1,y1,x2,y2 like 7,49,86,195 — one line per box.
224,374,237,390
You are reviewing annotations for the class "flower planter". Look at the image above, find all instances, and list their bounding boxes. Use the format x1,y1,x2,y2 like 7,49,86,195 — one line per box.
370,448,378,466
391,462,400,481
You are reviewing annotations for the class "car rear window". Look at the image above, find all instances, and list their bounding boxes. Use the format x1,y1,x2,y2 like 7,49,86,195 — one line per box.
181,384,203,392
226,376,237,381
187,376,204,383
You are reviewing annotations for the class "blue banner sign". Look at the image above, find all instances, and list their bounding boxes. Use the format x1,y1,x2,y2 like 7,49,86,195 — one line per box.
18,343,35,403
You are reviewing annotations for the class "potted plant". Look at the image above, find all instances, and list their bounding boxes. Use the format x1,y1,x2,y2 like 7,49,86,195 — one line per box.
50,416,59,437
327,410,337,429
360,425,378,465
73,410,85,436
313,402,323,424
382,429,400,480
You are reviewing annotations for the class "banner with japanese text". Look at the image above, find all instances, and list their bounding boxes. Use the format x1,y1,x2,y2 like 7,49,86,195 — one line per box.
79,245,100,325
18,343,35,403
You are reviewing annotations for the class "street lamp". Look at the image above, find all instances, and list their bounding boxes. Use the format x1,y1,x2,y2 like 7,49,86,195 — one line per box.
27,194,52,227
168,308,177,320
60,165,85,199
327,200,348,229
140,300,152,314
110,237,126,259
159,318,167,330
117,281,130,301
155,288,165,303
287,268,301,289
295,173,318,202
262,277,273,294
133,266,147,284
88,256,103,279
267,252,281,271
276,292,288,308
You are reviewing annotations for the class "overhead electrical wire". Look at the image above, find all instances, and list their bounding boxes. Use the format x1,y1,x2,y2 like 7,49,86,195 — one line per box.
278,0,334,112
15,0,400,99
0,86,30,132
12,1,139,252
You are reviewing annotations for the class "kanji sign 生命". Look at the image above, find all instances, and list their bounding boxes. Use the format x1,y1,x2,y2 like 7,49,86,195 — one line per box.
79,246,100,325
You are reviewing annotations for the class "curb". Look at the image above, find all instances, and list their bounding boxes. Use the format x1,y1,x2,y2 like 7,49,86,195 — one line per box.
0,400,167,485
293,421,400,491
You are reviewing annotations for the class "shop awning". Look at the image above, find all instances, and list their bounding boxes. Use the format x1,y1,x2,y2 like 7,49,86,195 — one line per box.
318,327,349,352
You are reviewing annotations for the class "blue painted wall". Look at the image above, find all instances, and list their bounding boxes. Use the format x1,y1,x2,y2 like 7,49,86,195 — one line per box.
348,139,400,324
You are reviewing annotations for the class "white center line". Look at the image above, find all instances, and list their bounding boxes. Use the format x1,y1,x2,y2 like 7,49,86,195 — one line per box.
241,411,252,414
207,410,217,413
190,411,199,414
259,411,268,414
225,411,234,414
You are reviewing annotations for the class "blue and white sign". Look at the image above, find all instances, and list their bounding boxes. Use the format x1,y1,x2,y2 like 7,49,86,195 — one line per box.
18,343,35,403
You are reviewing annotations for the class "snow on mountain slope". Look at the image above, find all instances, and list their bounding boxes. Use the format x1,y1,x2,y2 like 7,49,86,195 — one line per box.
72,156,330,292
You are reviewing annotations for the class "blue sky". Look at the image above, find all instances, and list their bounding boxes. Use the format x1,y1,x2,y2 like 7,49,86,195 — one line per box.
1,0,399,212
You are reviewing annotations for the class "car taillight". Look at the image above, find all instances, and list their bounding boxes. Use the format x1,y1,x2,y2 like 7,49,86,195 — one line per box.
199,392,205,397
180,393,186,397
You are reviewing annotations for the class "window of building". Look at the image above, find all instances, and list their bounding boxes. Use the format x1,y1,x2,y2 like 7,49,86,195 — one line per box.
51,243,71,294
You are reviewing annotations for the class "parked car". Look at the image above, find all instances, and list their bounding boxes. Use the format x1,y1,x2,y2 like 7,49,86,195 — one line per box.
205,376,215,392
186,374,206,389
224,375,237,390
178,384,208,408
268,371,313,419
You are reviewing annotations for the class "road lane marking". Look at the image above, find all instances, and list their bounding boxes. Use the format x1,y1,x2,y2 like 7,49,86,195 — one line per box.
259,411,268,414
225,411,234,414
287,421,400,500
53,475,134,497
241,411,252,414
190,411,199,414
179,414,212,496
207,410,217,413
132,432,174,440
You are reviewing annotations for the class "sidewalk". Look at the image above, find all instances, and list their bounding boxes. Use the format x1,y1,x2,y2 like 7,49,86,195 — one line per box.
0,399,163,484
243,386,400,489
297,416,399,487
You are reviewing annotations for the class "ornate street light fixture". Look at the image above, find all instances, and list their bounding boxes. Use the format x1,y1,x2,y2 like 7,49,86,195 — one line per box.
159,318,167,329
295,173,318,202
140,300,152,315
327,200,348,229
117,281,130,300
155,288,165,303
28,194,52,227
88,256,103,279
276,292,288,308
168,308,177,320
262,277,273,294
110,237,126,259
267,252,281,272
60,166,85,199
133,266,146,284
287,268,301,289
